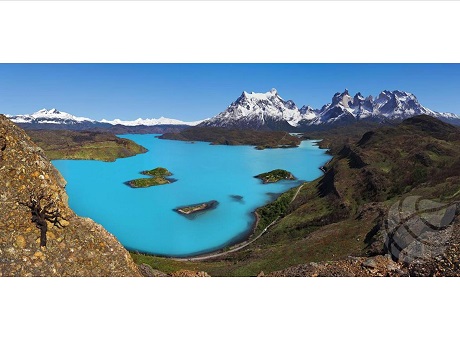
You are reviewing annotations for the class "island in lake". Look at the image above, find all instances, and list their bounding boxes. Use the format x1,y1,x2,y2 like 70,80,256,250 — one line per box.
174,200,219,217
255,169,296,184
125,167,176,188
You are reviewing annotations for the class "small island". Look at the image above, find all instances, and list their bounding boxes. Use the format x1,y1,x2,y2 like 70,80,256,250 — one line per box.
174,200,218,217
125,167,176,188
141,167,172,177
254,169,296,184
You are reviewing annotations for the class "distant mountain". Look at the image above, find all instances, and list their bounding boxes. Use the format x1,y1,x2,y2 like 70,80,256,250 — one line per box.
4,89,460,133
7,108,95,125
4,109,201,133
100,117,204,126
200,89,460,130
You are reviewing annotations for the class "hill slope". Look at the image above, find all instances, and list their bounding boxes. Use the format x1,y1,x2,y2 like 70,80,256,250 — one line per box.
160,126,301,149
0,115,141,276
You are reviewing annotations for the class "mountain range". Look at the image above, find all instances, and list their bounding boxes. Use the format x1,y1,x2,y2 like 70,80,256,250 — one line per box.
5,89,460,132
5,108,197,133
199,89,460,130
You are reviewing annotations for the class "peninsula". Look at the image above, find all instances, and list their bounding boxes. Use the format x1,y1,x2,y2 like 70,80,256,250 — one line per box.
26,130,147,162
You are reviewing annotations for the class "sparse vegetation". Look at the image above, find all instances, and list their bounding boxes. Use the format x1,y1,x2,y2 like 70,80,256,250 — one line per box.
19,192,65,247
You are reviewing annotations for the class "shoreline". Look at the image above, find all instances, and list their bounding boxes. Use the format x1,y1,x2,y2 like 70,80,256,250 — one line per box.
129,210,262,261
130,183,303,261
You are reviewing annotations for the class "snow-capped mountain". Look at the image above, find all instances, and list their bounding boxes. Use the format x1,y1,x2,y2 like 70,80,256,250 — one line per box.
100,117,204,126
201,89,460,130
6,108,95,125
199,89,303,131
4,90,459,133
5,109,203,133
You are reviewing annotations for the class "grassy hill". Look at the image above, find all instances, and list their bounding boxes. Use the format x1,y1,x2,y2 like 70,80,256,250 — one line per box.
26,130,147,162
159,127,301,149
131,115,460,276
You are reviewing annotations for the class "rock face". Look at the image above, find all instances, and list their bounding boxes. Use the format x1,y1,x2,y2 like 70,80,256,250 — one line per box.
0,115,141,276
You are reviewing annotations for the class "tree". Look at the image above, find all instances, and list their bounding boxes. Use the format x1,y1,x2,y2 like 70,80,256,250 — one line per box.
20,192,64,247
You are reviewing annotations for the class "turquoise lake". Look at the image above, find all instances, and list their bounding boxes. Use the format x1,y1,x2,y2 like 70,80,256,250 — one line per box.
52,135,330,257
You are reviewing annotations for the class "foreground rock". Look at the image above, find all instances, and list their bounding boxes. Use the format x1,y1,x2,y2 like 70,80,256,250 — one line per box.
268,210,460,277
268,255,407,277
170,269,211,277
0,115,141,276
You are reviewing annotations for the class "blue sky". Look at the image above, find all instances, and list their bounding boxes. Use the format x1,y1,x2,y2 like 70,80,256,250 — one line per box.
1,63,460,121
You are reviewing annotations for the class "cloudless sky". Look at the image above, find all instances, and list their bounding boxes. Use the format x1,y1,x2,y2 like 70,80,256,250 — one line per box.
1,63,460,121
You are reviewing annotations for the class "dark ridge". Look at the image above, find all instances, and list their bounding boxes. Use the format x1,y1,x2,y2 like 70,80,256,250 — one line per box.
338,145,367,169
159,126,301,148
357,131,375,147
316,167,339,198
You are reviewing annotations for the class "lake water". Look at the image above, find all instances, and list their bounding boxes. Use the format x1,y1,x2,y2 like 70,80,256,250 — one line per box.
52,135,330,257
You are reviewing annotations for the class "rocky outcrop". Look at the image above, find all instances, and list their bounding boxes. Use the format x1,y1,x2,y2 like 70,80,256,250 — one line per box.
268,212,460,277
0,115,141,276
170,270,211,277
268,255,407,277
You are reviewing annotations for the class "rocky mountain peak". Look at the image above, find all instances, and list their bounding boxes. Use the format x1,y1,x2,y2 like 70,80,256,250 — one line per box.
332,89,353,108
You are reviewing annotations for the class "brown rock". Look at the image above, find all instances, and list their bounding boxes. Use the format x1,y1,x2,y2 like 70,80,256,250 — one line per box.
171,269,211,277
15,235,26,249
0,115,141,277
138,263,169,277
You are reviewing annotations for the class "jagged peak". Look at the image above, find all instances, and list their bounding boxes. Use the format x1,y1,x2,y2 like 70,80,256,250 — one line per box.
354,92,364,100
241,88,279,100
332,89,353,107
36,108,60,114
300,105,313,111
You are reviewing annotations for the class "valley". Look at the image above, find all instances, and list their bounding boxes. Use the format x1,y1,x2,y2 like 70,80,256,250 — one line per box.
131,116,460,276
3,84,460,277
